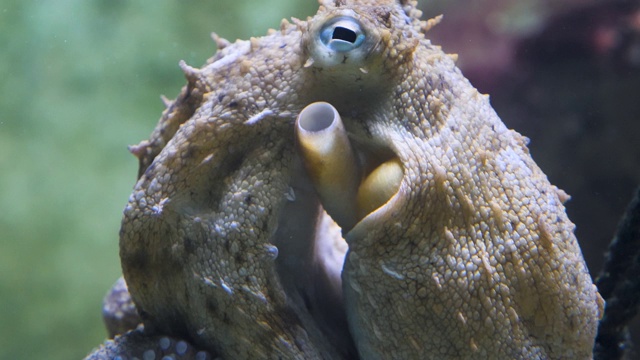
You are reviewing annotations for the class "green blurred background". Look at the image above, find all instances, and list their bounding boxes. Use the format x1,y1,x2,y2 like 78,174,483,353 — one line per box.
0,0,315,358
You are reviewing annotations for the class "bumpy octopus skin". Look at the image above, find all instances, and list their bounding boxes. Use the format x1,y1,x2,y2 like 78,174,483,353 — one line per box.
87,0,604,359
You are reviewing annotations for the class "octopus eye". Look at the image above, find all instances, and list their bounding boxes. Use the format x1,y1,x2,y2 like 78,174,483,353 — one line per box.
307,13,377,68
319,17,366,52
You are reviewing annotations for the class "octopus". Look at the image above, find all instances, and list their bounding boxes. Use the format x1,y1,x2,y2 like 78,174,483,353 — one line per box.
86,0,604,359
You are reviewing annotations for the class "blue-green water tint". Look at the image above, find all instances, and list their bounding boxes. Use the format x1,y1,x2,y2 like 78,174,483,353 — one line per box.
0,0,313,358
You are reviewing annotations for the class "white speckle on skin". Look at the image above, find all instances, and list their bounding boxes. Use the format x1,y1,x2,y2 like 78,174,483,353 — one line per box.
263,244,279,260
242,285,268,303
380,263,405,280
151,197,169,215
201,275,217,288
210,40,251,70
220,279,233,295
244,109,275,125
201,153,214,165
284,187,296,201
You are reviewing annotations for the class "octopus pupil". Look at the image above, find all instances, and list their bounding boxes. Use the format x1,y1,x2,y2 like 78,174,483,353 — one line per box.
333,26,357,43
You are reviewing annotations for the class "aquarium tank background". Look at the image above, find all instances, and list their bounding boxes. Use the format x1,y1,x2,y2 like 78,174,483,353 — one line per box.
0,0,637,358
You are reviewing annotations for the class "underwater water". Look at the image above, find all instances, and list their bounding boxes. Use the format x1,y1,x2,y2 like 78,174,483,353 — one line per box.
1,0,637,358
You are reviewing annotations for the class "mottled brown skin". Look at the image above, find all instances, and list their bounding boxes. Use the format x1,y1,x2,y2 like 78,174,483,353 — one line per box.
88,0,603,359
